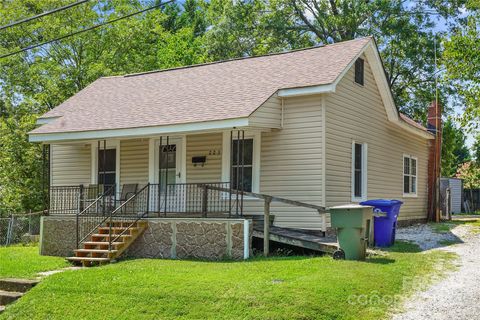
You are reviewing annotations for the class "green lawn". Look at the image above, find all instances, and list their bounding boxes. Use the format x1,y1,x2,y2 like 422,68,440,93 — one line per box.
431,218,480,234
0,242,454,320
0,244,69,279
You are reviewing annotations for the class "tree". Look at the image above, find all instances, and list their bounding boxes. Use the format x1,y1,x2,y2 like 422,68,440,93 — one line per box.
0,0,209,214
441,118,471,177
456,162,480,189
472,134,480,162
443,0,480,130
204,0,312,60
0,104,43,215
275,0,466,121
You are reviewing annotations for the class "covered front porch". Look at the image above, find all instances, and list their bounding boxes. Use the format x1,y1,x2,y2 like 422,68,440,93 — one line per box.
45,129,259,218
35,106,331,262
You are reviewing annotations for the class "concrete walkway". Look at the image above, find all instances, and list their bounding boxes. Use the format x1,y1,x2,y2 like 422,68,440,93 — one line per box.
392,220,480,320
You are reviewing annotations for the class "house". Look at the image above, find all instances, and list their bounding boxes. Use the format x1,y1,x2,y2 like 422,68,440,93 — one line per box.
29,37,435,263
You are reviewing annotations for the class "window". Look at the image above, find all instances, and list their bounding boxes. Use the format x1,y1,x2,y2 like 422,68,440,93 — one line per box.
355,58,364,85
352,142,367,201
231,139,253,192
98,149,116,188
403,155,417,195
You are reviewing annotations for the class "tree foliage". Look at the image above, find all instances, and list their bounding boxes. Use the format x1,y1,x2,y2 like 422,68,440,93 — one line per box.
456,161,480,189
0,0,476,214
282,0,466,121
441,118,471,177
0,0,209,214
443,0,480,130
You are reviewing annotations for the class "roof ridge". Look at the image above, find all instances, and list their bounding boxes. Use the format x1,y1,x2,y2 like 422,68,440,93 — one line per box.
105,37,371,79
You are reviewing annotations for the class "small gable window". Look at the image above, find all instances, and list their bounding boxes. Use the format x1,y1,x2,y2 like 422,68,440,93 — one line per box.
355,58,364,85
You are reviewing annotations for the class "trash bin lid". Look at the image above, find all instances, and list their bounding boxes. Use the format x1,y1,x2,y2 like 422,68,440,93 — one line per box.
360,199,403,206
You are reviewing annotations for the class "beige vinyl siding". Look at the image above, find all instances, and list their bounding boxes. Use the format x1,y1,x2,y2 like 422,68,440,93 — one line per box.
186,133,223,183
249,94,282,129
243,95,325,230
51,144,91,186
325,55,429,221
120,139,149,186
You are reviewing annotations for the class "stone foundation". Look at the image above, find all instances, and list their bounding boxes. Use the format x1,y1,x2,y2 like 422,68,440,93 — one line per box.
40,216,252,260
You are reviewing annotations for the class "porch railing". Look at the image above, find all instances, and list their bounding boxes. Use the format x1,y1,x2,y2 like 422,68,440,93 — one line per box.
49,185,113,215
50,182,234,217
150,182,232,216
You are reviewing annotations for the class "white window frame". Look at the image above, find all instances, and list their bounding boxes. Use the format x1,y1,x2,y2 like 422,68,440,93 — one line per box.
403,154,418,197
351,141,368,202
90,140,120,195
222,131,261,196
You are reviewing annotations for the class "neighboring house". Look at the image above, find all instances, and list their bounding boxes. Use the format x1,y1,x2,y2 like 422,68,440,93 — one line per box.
29,37,434,263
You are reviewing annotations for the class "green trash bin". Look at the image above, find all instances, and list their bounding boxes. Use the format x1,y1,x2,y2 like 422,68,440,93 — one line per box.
329,204,373,261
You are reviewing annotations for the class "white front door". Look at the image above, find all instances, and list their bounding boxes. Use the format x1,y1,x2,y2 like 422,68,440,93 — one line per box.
154,138,184,212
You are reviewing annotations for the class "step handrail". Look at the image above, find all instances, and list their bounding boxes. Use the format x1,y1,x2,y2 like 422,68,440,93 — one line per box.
205,185,327,213
76,185,116,247
78,185,115,216
107,183,151,251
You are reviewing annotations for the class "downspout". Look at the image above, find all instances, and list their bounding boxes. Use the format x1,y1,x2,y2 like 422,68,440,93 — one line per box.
281,97,284,128
427,101,442,222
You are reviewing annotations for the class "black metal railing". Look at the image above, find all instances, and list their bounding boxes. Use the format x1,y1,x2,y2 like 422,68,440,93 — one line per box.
107,183,152,250
76,185,116,248
49,186,82,214
149,182,231,216
49,185,113,214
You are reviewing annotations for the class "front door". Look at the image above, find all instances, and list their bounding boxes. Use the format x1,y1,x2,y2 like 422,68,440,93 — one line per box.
98,148,116,191
155,138,184,212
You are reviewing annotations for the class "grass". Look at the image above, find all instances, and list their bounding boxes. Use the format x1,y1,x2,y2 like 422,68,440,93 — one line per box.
0,244,69,279
430,218,480,234
454,211,480,215
0,242,455,320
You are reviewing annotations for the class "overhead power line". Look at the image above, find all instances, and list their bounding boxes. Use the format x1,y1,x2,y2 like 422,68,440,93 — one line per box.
0,0,91,31
0,1,174,59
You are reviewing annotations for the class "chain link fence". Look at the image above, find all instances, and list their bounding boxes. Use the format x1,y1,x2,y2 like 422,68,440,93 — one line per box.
0,212,43,246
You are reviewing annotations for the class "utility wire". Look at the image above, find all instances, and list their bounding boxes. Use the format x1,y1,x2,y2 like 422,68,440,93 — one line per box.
0,1,174,59
0,0,91,31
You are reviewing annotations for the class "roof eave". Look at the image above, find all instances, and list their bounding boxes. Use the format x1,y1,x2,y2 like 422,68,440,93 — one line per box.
29,117,250,143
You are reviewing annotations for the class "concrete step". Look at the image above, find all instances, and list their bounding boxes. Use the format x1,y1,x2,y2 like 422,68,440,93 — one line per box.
0,279,39,293
0,305,5,314
0,290,23,305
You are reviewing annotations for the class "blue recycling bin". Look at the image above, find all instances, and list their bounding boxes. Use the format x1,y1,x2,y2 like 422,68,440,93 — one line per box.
360,199,403,247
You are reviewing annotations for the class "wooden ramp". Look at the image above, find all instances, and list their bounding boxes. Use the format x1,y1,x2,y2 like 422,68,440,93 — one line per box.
253,226,338,254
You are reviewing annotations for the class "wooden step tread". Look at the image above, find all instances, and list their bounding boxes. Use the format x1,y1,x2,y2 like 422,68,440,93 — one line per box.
98,226,139,230
82,241,124,246
98,227,139,231
74,249,118,254
92,234,131,238
66,257,111,262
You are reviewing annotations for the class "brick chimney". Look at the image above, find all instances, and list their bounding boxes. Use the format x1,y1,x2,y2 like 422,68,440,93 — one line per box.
427,101,442,222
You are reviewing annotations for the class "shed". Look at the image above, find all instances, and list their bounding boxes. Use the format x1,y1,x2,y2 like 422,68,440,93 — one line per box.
440,178,463,215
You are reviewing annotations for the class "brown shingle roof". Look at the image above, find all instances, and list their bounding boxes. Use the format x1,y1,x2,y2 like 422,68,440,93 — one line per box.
399,113,427,131
31,37,371,135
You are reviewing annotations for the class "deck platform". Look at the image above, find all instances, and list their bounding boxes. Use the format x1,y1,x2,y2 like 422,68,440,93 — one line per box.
253,226,338,254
